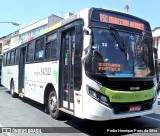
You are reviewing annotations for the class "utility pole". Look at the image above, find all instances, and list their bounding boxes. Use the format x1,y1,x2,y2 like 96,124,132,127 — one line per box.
124,0,129,12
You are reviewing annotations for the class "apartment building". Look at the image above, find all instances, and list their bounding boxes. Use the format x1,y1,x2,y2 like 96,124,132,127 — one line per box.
0,14,63,53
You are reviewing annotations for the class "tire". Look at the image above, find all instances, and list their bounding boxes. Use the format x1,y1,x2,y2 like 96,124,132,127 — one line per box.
48,90,63,119
10,81,18,98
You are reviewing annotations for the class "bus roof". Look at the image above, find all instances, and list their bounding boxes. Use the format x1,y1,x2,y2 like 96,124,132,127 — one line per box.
21,7,149,45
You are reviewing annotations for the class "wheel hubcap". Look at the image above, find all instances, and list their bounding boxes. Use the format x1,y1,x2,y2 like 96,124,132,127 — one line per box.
49,95,57,112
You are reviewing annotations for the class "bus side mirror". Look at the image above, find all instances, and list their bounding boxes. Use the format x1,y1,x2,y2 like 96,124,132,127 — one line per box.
81,34,91,62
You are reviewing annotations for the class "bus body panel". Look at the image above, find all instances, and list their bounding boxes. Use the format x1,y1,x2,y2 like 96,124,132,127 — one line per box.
2,65,19,92
74,90,83,118
37,61,59,90
81,67,157,120
24,61,59,104
83,96,157,121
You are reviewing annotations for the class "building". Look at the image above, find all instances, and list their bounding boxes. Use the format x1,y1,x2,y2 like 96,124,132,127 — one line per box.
0,14,63,53
0,40,2,54
1,31,19,53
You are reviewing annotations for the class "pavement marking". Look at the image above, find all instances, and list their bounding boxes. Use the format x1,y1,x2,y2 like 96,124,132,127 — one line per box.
0,123,15,136
143,116,160,122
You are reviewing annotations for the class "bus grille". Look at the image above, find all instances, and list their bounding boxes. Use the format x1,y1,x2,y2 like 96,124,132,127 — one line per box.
111,99,153,114
105,80,154,91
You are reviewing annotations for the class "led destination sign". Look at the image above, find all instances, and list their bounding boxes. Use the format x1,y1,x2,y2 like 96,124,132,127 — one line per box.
100,13,144,30
91,9,147,31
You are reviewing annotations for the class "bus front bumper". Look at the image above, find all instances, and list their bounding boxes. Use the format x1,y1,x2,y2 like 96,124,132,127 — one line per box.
83,98,158,121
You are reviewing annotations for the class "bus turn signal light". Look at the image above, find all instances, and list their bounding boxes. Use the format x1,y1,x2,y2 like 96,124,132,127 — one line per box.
77,99,80,103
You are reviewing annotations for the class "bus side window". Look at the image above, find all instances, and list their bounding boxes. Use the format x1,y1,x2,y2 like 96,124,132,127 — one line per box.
35,37,44,61
27,42,35,62
15,48,20,65
51,40,58,59
10,50,15,65
45,42,52,60
6,52,10,65
45,32,58,60
3,53,7,66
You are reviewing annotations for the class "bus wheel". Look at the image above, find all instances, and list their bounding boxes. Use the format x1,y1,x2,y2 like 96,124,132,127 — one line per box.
48,90,63,119
10,81,18,98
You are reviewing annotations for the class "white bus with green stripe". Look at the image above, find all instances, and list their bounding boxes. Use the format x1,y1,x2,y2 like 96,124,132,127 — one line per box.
2,7,158,120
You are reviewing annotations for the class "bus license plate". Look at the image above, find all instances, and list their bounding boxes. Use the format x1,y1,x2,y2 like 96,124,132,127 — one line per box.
129,106,141,112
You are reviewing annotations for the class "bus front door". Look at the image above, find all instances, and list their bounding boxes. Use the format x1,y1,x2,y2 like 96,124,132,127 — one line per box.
61,29,76,111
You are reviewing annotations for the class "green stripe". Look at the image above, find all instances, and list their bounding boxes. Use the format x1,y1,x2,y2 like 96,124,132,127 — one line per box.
52,70,58,84
100,87,156,103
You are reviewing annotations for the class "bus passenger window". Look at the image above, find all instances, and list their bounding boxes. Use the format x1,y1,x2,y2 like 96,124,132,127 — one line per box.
51,40,57,59
35,38,44,61
15,48,20,64
45,33,58,60
10,50,15,65
6,52,10,65
3,53,7,66
45,42,52,59
27,42,34,62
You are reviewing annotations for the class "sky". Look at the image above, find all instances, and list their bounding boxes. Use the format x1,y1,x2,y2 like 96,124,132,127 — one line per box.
0,0,159,37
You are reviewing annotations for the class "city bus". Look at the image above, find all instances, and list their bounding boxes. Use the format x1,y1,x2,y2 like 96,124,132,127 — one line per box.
0,54,2,84
1,7,158,120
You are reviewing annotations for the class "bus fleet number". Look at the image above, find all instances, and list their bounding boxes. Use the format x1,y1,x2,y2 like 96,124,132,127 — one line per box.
41,68,51,75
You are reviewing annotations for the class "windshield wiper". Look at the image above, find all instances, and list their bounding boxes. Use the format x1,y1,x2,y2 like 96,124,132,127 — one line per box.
109,25,128,60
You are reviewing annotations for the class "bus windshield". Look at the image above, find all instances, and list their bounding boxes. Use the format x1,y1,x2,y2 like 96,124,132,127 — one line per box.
85,27,155,77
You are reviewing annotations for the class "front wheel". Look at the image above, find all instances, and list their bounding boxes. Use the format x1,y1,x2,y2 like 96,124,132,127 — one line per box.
48,90,64,119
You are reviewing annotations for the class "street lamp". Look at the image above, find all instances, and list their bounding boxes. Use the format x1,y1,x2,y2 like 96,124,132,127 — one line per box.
124,0,130,12
0,21,19,26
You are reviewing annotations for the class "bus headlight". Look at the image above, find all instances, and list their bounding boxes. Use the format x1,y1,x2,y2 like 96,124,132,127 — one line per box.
87,86,109,106
88,87,98,99
100,95,108,103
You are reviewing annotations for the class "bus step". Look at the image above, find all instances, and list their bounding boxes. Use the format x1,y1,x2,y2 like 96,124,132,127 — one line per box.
19,93,24,98
59,108,74,115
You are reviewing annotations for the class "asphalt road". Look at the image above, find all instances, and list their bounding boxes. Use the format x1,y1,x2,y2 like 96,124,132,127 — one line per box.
0,86,160,136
